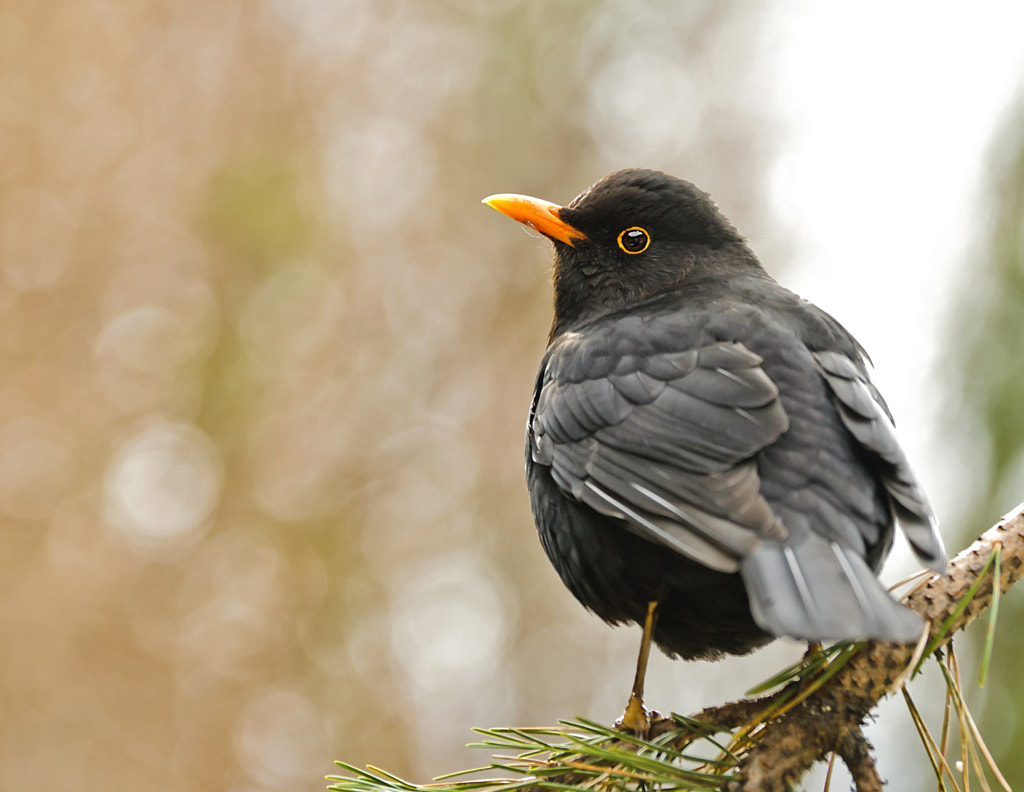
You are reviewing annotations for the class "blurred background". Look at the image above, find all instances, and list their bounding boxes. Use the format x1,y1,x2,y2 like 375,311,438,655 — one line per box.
2,1,1024,789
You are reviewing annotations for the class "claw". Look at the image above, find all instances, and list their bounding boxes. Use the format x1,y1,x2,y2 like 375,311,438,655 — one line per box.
616,693,652,736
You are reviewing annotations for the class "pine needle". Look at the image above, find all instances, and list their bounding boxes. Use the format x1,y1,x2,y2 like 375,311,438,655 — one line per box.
948,647,973,792
977,542,1002,688
902,688,962,792
822,752,837,792
937,658,1012,792
332,611,1009,792
745,643,846,695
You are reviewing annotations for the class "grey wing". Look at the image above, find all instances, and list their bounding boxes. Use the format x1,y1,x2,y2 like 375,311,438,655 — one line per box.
812,350,946,572
532,337,790,574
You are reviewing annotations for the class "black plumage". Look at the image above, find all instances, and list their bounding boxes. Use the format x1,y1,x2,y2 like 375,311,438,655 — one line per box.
483,170,946,726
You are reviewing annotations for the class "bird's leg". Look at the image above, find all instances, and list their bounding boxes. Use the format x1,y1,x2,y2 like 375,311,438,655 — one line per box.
617,600,658,735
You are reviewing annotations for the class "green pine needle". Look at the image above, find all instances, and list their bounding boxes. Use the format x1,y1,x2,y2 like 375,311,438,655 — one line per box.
745,643,847,696
330,629,1009,792
978,542,1002,688
329,717,739,792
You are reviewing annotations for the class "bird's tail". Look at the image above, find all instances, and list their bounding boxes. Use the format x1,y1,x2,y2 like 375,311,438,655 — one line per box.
740,535,924,642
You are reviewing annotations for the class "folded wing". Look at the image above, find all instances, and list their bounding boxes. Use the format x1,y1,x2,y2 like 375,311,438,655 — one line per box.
533,331,789,574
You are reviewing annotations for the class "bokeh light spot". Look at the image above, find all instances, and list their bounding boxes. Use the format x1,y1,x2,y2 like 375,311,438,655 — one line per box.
389,552,509,692
234,689,328,784
103,420,223,555
0,418,76,520
586,52,702,162
239,263,345,371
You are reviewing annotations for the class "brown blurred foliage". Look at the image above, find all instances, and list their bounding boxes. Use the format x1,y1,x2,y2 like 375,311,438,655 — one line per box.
0,1,784,789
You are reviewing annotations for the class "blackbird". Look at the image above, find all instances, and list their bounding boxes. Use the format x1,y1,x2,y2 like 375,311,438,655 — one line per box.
483,169,947,732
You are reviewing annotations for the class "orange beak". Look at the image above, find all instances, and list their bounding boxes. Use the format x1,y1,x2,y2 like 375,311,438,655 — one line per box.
482,193,587,247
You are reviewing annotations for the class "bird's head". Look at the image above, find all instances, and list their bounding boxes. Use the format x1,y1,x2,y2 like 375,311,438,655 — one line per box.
484,169,765,337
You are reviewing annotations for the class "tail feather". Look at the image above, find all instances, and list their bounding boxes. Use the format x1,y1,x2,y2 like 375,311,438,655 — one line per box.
740,536,924,642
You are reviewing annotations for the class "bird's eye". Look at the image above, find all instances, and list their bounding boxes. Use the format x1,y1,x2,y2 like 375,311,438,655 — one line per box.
617,227,650,254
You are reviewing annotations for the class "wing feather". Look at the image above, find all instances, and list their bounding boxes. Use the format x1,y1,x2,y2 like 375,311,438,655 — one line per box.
534,334,788,569
812,350,946,571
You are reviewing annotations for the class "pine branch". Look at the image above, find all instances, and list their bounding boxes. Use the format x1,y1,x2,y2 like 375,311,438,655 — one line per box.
329,504,1024,792
647,503,1024,790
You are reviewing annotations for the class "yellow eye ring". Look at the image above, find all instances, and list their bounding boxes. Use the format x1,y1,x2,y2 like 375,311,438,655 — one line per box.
617,227,650,254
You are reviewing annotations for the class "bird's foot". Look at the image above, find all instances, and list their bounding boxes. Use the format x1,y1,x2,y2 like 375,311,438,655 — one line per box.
616,693,651,736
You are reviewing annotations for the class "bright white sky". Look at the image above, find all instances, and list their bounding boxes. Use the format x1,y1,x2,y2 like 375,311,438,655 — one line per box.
769,2,1024,528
